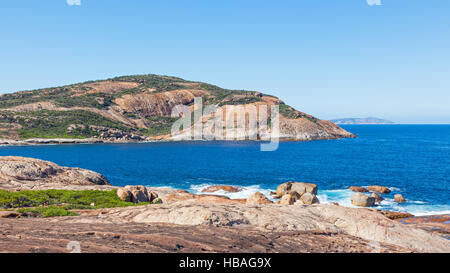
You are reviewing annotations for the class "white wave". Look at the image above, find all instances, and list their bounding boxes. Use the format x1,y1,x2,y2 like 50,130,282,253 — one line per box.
184,183,450,217
412,210,450,216
317,189,355,207
318,189,450,216
190,183,274,200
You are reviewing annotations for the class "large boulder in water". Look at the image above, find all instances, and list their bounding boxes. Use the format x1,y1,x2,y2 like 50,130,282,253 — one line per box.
368,185,391,194
349,186,369,193
371,192,384,203
351,193,376,207
201,185,242,193
394,194,406,203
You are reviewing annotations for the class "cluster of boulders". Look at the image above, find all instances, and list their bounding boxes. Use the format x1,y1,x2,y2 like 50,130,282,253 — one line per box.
117,186,160,204
90,126,143,142
114,182,406,210
349,185,406,207
271,182,320,206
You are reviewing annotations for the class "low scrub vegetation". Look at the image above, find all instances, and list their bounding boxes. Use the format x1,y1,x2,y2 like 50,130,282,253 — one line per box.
0,110,134,139
143,116,179,136
0,189,149,217
17,206,78,218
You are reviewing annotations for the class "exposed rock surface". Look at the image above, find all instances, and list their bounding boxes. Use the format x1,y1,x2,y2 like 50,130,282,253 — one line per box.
0,218,411,253
275,182,319,207
377,211,413,220
297,192,320,205
160,189,245,205
116,186,158,203
0,156,112,191
398,215,450,240
201,185,242,193
276,182,318,196
280,194,298,206
394,194,406,203
371,192,384,203
275,182,318,197
351,193,376,207
368,185,391,194
350,186,369,193
246,192,273,205
55,202,450,253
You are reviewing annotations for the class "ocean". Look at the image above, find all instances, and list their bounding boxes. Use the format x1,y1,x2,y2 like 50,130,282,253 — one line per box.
1,125,449,216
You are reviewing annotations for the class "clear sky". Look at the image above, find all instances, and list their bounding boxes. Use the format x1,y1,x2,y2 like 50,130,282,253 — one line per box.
1,0,449,123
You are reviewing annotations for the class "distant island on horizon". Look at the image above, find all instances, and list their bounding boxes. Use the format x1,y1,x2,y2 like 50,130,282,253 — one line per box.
330,117,395,125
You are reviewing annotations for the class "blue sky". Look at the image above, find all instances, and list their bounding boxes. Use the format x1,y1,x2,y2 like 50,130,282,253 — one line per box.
0,0,449,123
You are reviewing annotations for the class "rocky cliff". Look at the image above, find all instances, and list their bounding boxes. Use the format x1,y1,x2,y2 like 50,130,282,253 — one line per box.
0,74,355,142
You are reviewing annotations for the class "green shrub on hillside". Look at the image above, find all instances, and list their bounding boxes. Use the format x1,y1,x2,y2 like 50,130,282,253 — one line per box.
0,110,134,139
111,74,186,92
144,116,178,136
278,103,302,119
53,93,114,109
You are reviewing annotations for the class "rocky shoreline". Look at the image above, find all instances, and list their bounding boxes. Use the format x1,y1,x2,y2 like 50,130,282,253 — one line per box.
0,135,354,147
0,138,145,146
0,156,449,253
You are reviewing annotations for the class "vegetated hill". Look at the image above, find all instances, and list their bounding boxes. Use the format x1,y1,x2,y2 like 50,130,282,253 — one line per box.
331,117,395,125
0,74,355,142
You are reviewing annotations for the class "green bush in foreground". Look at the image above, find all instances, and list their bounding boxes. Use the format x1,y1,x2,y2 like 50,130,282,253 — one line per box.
17,206,78,218
0,189,149,212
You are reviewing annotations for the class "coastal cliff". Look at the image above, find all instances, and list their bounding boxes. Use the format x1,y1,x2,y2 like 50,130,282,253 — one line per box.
0,74,354,143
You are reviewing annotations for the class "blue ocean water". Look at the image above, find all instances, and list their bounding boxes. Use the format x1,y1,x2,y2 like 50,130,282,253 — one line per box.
1,125,449,215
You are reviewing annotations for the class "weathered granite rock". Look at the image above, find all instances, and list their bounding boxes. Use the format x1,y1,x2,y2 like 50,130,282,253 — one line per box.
297,193,320,205
116,188,132,202
162,189,245,204
201,185,242,193
275,182,318,198
398,215,450,239
275,183,291,197
279,193,300,206
62,202,450,253
0,217,411,253
377,210,413,220
0,156,111,191
349,186,369,193
351,193,376,207
371,192,384,203
125,186,151,203
116,186,159,203
246,192,273,205
394,194,406,203
368,185,391,194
